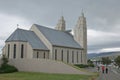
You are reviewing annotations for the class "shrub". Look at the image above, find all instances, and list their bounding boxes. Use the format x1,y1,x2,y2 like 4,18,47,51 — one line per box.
75,64,89,68
88,64,95,67
0,64,18,73
0,54,18,73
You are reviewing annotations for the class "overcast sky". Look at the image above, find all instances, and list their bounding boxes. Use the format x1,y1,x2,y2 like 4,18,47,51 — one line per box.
0,0,120,54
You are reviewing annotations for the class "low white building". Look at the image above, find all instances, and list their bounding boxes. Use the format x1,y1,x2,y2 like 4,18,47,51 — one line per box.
2,12,87,64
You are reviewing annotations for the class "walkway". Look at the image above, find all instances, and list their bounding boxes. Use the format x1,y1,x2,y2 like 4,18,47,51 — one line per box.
97,67,120,80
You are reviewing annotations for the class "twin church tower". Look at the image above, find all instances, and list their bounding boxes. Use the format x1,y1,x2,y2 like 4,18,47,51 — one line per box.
55,12,87,59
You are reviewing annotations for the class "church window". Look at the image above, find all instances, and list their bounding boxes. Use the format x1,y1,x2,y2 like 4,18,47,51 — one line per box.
72,51,74,63
67,50,69,63
61,50,63,61
8,44,10,58
13,44,16,59
77,51,78,63
44,52,45,59
81,51,82,63
37,52,39,58
55,49,57,60
21,44,24,58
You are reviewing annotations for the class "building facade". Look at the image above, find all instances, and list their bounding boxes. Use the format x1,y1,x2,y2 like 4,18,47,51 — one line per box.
2,12,87,64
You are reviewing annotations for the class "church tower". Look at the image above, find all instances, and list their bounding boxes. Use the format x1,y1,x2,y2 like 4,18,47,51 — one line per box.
55,16,66,31
74,11,87,64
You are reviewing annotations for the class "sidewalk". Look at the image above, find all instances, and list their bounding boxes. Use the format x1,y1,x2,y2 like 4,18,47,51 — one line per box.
97,67,120,80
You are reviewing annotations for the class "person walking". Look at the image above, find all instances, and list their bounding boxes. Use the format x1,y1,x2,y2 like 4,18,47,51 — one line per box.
102,65,105,73
97,66,100,72
106,67,108,74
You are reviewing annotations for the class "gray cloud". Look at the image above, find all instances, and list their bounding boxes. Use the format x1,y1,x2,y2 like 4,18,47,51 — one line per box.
0,0,120,53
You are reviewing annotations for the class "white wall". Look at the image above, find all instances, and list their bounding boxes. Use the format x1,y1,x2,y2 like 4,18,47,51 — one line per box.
53,46,84,64
33,50,49,59
5,42,27,59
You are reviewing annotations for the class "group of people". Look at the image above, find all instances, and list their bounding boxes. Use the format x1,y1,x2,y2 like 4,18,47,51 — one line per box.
97,65,108,74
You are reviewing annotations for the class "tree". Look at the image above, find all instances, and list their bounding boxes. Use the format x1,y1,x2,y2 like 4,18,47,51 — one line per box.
87,59,94,67
115,56,120,68
87,59,93,64
1,54,8,65
102,57,111,65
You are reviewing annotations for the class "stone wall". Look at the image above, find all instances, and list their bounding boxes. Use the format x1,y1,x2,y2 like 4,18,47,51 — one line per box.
8,59,88,74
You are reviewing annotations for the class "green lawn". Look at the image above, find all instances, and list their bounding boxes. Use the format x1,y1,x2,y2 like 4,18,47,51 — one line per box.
0,72,97,80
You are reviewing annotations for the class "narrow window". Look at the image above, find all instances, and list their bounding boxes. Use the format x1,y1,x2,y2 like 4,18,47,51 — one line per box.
61,50,63,61
37,52,39,58
67,50,69,63
77,51,78,63
13,44,16,59
55,49,57,60
44,52,45,59
21,44,24,58
72,51,74,63
8,44,10,58
81,51,82,63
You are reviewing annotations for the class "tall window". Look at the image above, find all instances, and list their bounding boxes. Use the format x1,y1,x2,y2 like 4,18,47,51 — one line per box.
81,51,82,63
8,44,10,58
61,50,63,61
44,52,45,59
37,52,39,58
67,50,69,63
72,51,74,63
55,49,57,60
13,44,16,59
77,51,78,63
21,44,24,58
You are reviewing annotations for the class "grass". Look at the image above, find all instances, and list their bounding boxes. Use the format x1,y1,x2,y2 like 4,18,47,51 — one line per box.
0,72,97,80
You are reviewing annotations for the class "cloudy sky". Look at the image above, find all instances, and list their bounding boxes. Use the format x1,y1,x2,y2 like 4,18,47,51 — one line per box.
0,0,120,54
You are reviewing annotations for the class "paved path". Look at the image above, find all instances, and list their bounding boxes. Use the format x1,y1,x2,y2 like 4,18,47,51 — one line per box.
97,67,120,80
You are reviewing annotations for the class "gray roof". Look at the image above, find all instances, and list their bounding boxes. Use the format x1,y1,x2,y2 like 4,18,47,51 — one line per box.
6,28,48,50
34,24,81,49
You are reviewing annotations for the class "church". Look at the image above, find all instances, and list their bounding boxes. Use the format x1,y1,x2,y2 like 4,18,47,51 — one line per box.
2,12,87,64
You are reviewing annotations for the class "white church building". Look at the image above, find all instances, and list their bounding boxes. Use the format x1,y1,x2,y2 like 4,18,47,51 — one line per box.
2,12,87,65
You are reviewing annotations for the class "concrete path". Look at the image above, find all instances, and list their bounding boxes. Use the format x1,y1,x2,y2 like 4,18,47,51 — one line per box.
97,67,120,80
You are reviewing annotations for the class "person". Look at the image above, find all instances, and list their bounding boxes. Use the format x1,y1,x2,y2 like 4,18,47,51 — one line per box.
102,65,105,73
97,66,100,71
106,67,108,74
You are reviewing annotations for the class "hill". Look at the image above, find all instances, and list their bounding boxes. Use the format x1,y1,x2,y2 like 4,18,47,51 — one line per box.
88,51,120,59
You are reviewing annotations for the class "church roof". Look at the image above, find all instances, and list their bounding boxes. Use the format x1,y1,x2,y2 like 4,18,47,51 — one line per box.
34,24,81,49
6,28,48,50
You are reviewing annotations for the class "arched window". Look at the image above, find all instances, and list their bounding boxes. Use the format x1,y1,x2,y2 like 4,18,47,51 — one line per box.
67,50,69,63
72,51,74,63
44,52,45,59
21,44,24,58
13,44,16,59
61,50,63,61
55,49,57,60
37,52,39,58
81,51,82,63
8,44,10,58
77,51,78,63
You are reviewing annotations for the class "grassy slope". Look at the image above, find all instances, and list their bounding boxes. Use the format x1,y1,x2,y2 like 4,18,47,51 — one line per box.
0,72,96,80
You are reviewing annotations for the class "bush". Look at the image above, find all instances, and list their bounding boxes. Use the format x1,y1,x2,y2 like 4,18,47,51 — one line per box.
0,54,18,73
0,64,18,73
75,64,89,68
89,64,95,67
